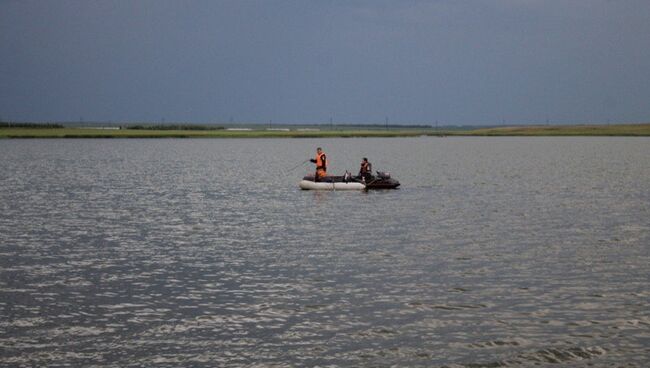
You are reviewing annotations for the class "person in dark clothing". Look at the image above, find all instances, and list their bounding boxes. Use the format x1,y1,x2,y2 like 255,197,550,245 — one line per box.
359,157,372,182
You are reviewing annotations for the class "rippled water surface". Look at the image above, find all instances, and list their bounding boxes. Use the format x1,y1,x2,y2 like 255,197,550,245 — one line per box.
1,137,649,367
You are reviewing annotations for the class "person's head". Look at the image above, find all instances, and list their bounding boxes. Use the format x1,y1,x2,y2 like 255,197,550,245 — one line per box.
317,147,322,153
362,157,368,162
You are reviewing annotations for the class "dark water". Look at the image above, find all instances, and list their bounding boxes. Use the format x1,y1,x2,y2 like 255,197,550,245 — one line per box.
1,137,649,367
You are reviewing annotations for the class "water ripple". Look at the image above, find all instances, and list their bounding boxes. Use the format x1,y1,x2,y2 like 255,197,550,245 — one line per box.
1,138,649,367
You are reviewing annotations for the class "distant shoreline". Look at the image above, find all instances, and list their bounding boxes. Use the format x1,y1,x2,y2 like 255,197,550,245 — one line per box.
1,124,649,138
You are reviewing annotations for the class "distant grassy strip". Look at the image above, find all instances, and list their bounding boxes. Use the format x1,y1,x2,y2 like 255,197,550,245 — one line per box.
0,128,442,138
127,124,225,130
457,124,650,136
2,124,649,138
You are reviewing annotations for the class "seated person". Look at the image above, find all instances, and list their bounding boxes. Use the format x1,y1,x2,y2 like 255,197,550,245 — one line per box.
359,157,372,181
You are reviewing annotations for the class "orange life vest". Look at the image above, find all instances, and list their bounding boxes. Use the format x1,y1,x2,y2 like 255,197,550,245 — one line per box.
360,161,370,174
315,152,327,177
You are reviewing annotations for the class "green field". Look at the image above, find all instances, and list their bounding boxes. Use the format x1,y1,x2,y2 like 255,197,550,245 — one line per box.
1,124,649,138
0,127,441,138
461,124,650,136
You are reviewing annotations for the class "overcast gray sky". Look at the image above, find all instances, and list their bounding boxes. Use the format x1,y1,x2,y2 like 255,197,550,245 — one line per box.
1,0,649,125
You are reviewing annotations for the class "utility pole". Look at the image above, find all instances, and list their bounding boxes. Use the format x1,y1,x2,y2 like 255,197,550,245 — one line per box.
385,116,388,130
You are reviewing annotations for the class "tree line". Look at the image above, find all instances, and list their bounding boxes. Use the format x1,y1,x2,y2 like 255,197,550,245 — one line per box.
0,122,64,128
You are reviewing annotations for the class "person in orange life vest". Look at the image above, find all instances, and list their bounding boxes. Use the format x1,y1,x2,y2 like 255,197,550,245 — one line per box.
309,147,327,181
359,157,372,182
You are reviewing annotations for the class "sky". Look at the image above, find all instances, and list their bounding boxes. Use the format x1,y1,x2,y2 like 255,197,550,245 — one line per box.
1,0,649,126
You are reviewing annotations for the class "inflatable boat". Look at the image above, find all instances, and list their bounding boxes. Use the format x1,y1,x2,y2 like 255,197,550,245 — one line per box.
299,172,400,191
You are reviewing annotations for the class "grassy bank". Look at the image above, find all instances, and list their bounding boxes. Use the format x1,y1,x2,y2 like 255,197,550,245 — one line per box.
0,127,440,139
1,124,649,138
460,124,650,136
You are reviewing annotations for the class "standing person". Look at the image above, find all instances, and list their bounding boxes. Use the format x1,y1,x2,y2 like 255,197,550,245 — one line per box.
359,157,372,182
309,147,327,181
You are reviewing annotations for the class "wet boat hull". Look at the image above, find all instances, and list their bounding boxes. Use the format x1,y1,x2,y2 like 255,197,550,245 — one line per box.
299,180,365,190
299,174,400,190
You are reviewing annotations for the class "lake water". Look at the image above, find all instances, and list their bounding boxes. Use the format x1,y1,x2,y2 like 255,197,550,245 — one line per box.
1,137,649,367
